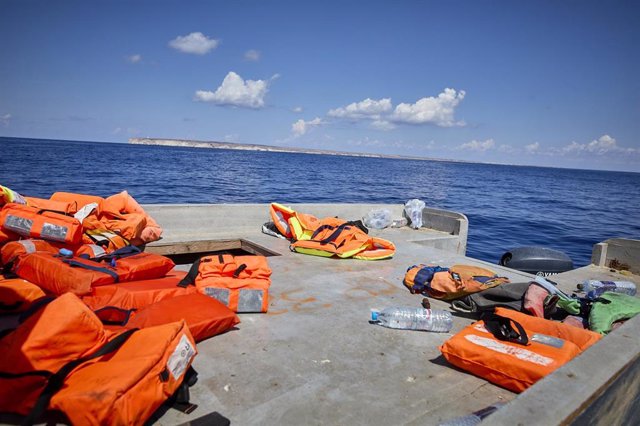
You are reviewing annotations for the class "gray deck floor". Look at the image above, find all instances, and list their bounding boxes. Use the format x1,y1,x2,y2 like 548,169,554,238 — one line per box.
143,204,639,426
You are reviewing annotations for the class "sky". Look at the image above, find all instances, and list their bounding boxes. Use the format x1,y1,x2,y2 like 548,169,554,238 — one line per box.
1,0,639,172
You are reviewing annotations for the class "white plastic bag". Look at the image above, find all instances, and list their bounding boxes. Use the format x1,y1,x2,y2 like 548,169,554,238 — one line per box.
363,209,392,229
404,199,426,229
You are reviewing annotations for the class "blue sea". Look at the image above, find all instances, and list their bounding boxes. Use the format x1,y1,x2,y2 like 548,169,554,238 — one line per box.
1,137,639,268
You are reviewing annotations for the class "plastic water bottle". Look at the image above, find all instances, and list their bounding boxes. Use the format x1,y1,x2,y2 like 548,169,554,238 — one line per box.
371,307,453,332
390,218,408,228
577,280,637,298
438,402,506,426
404,199,426,229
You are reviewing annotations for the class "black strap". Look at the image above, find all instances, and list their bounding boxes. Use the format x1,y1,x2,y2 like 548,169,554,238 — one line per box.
18,297,56,323
482,312,529,346
0,297,55,340
317,223,353,245
93,306,136,326
0,301,23,311
310,224,337,240
233,264,247,278
0,370,52,379
22,328,137,426
178,258,201,288
170,366,199,414
99,245,141,262
62,259,119,283
36,209,73,217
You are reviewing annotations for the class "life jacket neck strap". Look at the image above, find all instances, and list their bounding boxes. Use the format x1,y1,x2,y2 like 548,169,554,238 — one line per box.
481,311,529,346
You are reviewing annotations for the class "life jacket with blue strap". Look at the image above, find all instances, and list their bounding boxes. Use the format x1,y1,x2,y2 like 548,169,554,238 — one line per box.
404,264,510,300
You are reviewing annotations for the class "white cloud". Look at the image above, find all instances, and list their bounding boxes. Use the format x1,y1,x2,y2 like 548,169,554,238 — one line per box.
391,88,466,127
561,135,627,155
328,98,392,119
525,142,540,154
169,32,219,55
1,113,11,126
459,138,495,151
371,120,395,131
126,54,142,63
498,144,516,153
291,117,322,137
244,49,261,61
292,106,303,113
195,71,269,109
325,88,466,130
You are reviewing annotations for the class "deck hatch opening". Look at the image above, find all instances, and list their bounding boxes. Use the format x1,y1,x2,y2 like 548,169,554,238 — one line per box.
143,239,280,265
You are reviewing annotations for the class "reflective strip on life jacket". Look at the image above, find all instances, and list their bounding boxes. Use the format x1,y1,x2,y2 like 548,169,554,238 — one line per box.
17,239,36,254
1,239,70,269
179,254,271,313
0,204,83,245
75,244,107,259
84,229,130,252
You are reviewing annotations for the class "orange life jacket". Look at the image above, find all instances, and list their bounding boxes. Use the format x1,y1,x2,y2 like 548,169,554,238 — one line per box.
50,191,104,214
0,227,18,245
103,190,163,244
270,203,395,260
118,292,240,342
50,190,163,245
48,321,196,425
80,271,194,310
269,202,321,240
179,254,272,313
0,276,46,313
24,196,75,214
439,307,601,393
0,293,197,424
0,293,113,415
0,203,83,245
404,264,510,300
1,239,64,267
290,219,396,260
14,249,175,296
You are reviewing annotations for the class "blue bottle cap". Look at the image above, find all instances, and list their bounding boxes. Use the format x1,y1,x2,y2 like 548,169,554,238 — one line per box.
371,310,379,321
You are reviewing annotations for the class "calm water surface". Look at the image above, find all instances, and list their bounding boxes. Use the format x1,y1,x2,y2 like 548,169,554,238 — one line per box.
2,137,639,267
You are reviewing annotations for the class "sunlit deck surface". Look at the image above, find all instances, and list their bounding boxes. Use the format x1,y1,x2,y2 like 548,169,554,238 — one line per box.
141,204,640,426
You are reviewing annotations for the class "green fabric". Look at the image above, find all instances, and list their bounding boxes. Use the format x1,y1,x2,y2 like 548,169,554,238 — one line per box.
557,298,581,315
589,292,640,334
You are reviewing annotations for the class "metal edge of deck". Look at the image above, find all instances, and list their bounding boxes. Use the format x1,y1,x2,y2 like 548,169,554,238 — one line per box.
486,237,640,425
485,313,640,425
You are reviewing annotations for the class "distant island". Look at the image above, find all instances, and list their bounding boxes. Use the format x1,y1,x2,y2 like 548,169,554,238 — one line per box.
129,137,461,163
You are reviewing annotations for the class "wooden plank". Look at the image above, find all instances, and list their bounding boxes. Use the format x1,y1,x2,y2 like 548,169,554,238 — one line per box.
145,239,280,257
145,240,241,256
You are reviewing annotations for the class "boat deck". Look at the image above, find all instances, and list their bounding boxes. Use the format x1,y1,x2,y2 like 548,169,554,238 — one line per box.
141,204,640,426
